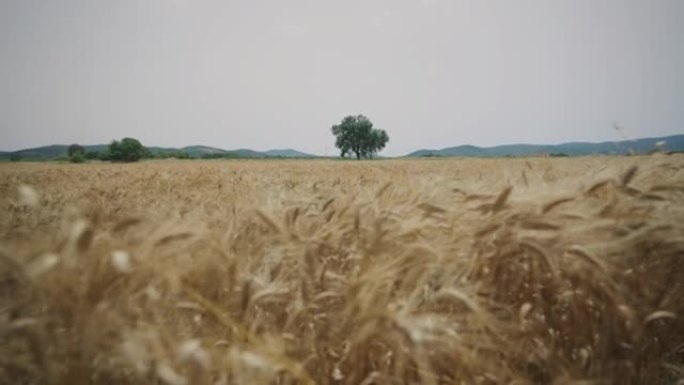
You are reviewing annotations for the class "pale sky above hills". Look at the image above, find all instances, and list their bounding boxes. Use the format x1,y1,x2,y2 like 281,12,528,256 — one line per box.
1,0,682,156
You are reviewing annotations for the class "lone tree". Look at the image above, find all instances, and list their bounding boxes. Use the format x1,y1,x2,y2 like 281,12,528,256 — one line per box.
108,138,147,162
331,115,389,159
68,144,85,157
68,144,86,163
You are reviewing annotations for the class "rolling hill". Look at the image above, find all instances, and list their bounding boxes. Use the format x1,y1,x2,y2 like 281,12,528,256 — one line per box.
0,144,111,160
406,134,684,158
180,145,229,156
0,143,317,161
3,134,682,161
263,149,317,158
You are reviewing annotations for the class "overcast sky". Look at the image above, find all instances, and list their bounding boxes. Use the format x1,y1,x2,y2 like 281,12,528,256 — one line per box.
1,0,682,156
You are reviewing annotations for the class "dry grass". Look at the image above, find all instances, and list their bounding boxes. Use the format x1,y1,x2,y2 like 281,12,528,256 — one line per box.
1,155,683,385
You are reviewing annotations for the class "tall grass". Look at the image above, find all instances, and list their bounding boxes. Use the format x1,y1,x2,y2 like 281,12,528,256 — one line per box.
1,156,683,384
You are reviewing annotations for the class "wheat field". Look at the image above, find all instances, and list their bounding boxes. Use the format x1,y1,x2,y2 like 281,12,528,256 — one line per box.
1,155,683,385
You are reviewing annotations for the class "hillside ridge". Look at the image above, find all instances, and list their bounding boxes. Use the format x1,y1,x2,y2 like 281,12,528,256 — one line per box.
406,134,684,157
0,144,317,160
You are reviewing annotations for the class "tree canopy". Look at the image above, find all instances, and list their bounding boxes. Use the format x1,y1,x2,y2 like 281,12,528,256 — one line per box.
67,144,86,163
331,115,389,159
108,138,147,162
68,144,85,157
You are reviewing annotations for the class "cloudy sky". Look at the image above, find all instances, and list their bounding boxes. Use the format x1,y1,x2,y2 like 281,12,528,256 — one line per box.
1,0,682,156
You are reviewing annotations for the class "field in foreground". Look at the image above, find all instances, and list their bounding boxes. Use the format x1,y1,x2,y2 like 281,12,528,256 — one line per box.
1,156,683,385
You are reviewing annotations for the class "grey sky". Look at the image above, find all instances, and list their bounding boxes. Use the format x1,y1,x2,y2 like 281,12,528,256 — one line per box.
1,0,682,156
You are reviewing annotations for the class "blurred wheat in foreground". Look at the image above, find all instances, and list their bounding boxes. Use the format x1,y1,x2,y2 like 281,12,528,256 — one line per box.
1,156,683,385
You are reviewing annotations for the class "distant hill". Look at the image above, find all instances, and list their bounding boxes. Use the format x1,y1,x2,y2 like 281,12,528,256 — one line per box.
0,143,317,161
3,135,681,162
0,144,107,160
180,145,229,156
231,149,269,158
406,134,684,158
9,145,72,160
263,149,317,158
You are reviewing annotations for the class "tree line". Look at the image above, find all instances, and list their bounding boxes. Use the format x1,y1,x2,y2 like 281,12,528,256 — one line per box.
11,114,391,163
83,115,390,162
65,138,153,163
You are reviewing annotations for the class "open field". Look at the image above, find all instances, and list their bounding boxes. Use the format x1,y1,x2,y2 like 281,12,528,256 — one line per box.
1,156,684,384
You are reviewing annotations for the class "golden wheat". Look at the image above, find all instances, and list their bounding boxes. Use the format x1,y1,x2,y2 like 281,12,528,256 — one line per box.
1,155,683,384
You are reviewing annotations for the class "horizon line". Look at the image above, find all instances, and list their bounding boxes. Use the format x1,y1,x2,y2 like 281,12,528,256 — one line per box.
2,133,683,156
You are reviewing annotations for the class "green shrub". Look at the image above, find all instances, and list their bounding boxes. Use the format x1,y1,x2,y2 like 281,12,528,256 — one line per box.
69,153,85,163
108,138,147,162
